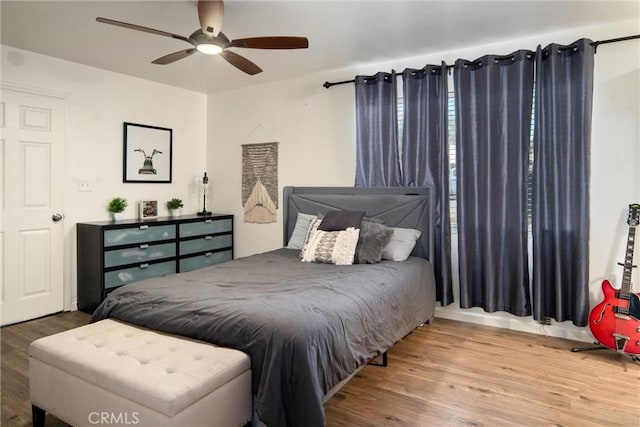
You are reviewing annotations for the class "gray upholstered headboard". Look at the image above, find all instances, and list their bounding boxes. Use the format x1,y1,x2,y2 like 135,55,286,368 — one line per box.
283,186,434,262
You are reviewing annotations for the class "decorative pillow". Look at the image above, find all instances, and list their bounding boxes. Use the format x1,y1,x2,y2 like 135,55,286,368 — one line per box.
318,210,365,232
381,228,422,261
286,213,317,250
299,218,322,258
354,222,394,264
301,227,360,265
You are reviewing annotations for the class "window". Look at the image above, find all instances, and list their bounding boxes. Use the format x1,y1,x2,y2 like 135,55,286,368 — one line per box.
397,90,457,225
447,93,456,227
400,89,534,229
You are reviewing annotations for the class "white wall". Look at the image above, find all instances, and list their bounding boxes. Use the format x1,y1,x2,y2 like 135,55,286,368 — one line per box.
207,71,356,255
207,19,640,342
1,46,208,309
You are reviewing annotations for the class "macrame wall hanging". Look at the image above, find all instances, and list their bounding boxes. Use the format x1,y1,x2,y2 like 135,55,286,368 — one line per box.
242,142,279,223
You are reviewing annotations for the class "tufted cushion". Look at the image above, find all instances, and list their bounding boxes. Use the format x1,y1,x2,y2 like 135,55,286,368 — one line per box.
29,319,250,417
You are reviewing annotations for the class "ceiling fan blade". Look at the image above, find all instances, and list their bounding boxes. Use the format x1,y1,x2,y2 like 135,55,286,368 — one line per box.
231,36,309,49
96,17,192,45
198,0,224,37
152,48,197,65
220,50,262,75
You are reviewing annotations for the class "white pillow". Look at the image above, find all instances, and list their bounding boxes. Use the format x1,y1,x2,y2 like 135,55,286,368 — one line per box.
286,213,317,250
299,217,322,256
381,228,422,261
301,227,360,265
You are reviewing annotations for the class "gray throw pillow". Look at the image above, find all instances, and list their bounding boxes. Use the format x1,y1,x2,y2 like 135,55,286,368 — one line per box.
286,213,317,250
354,222,394,264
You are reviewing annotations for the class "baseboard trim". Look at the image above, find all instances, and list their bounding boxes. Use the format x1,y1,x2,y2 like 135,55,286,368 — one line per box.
434,306,594,343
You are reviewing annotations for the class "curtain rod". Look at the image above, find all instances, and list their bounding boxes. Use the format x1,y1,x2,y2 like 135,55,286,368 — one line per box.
322,34,640,89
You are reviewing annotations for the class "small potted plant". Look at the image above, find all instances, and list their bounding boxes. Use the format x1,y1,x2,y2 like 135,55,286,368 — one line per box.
166,198,184,217
107,197,128,221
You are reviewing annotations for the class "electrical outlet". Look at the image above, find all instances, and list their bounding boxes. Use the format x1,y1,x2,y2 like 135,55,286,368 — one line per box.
78,179,92,192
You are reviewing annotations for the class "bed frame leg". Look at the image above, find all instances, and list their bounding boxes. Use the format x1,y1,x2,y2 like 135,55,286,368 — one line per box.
370,351,388,367
32,405,45,427
250,395,259,427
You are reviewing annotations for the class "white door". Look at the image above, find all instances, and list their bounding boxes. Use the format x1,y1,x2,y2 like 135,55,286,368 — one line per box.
0,87,66,326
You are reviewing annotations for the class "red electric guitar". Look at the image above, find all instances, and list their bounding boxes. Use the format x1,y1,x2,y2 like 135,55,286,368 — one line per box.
588,203,640,355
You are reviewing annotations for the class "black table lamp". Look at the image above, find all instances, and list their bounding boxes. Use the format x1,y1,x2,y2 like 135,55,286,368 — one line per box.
197,172,212,216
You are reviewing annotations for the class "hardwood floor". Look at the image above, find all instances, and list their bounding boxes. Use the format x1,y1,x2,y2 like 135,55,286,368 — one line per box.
2,312,639,426
2,311,91,427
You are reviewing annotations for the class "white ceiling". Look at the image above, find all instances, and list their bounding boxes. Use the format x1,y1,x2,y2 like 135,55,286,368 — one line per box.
1,1,638,94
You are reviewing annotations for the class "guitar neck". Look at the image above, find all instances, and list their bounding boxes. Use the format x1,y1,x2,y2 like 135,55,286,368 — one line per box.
621,225,636,295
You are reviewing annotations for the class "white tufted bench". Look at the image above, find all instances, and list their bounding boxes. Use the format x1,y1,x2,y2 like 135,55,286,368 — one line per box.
29,319,252,427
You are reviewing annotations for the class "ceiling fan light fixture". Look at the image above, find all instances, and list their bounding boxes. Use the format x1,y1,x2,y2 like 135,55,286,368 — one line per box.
96,0,309,73
196,43,223,55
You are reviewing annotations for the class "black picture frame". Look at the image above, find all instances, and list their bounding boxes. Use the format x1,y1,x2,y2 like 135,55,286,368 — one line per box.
123,122,173,183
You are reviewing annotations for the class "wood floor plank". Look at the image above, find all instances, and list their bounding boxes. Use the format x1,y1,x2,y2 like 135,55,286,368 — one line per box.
325,320,640,426
1,311,91,427
2,312,638,426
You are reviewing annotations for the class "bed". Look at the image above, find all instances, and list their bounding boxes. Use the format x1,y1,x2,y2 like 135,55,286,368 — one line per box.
91,186,437,426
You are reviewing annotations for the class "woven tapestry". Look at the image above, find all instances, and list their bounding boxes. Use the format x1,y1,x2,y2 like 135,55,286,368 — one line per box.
242,142,278,223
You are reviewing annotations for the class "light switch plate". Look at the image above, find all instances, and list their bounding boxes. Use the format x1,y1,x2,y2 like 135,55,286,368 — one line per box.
78,179,92,192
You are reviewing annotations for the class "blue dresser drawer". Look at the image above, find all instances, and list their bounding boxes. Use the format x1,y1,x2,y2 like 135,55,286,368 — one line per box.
104,224,175,247
180,218,232,238
77,214,234,314
179,250,233,272
104,260,176,289
179,234,232,256
104,242,176,268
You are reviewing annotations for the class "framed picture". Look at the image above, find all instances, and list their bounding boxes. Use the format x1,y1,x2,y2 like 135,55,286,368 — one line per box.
123,122,172,183
139,200,158,219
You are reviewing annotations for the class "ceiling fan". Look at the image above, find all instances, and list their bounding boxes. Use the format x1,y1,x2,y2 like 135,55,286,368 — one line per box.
96,0,309,75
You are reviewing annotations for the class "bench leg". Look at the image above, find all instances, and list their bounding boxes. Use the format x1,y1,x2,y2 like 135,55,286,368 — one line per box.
32,405,45,427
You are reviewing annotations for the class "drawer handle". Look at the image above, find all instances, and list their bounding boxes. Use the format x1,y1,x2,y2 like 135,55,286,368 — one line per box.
139,225,149,230
205,252,213,257
204,219,212,224
139,244,149,249
139,263,149,269
204,235,213,240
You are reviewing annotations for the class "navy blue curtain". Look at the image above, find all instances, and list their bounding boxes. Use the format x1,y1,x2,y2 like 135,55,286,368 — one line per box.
355,71,401,186
532,39,594,326
402,63,453,306
454,51,534,316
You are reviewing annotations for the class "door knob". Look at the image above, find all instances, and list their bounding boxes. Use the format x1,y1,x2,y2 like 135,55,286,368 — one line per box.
52,213,64,222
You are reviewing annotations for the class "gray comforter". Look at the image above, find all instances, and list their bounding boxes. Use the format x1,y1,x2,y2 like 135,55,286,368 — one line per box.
91,248,435,426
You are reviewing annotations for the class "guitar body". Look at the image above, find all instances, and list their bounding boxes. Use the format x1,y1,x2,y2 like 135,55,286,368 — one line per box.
589,279,640,354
